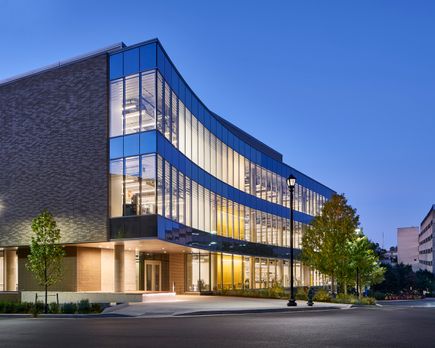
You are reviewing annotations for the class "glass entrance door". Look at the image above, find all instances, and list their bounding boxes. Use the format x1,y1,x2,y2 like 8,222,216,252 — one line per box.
144,261,161,291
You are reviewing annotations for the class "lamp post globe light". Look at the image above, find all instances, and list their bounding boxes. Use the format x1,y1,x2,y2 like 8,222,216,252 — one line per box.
287,174,297,307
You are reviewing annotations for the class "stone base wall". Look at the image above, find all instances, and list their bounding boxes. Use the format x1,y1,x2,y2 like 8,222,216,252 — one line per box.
169,254,185,294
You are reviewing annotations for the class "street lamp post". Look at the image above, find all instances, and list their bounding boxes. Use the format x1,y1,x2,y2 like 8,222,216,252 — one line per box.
287,174,297,307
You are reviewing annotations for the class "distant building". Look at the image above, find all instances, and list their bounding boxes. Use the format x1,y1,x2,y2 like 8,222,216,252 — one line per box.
397,227,419,271
383,246,397,266
418,205,435,273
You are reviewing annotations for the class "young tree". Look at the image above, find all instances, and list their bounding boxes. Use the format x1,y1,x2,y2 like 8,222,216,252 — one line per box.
26,210,65,313
302,194,359,295
349,235,385,298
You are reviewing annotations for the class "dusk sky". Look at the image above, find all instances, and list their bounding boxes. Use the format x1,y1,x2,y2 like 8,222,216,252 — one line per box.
1,0,434,248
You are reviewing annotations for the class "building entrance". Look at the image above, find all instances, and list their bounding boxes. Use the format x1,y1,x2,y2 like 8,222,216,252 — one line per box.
144,260,161,291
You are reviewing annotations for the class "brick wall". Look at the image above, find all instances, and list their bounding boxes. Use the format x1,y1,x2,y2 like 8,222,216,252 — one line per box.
0,54,109,246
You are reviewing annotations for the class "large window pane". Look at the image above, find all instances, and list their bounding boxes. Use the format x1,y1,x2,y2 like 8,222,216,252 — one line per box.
157,156,164,216
141,155,156,215
124,157,140,216
164,82,171,140
179,101,185,154
178,172,185,224
124,75,140,134
156,72,164,134
141,71,156,131
185,109,192,160
171,91,178,148
164,161,171,219
110,79,123,137
110,159,123,217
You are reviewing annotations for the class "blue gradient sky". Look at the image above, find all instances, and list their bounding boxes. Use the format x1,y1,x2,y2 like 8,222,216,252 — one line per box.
1,0,434,248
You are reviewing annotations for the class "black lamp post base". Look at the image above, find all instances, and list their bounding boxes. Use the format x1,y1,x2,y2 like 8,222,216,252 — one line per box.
287,299,297,307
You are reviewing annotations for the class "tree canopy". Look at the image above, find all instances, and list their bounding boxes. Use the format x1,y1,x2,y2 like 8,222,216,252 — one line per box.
302,193,384,295
26,209,65,313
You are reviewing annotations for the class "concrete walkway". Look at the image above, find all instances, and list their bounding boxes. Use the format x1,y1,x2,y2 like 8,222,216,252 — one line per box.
102,295,350,317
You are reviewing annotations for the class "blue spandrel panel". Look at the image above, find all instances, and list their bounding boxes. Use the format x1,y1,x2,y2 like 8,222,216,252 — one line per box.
109,53,123,80
110,136,123,159
124,133,140,156
157,45,165,73
140,131,157,154
140,43,157,70
164,54,172,84
123,48,140,76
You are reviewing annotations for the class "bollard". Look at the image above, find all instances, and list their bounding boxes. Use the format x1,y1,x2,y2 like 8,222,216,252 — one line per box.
307,287,314,307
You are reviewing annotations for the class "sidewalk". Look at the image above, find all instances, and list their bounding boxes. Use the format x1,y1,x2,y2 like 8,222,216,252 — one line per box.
102,295,350,317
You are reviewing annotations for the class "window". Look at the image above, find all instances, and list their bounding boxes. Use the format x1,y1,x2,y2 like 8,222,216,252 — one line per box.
141,71,156,131
198,122,204,169
110,79,123,137
124,157,140,216
157,156,164,216
179,101,186,154
178,172,185,224
110,159,123,217
171,91,178,147
141,155,156,214
164,82,171,140
164,160,171,219
124,75,140,134
172,166,178,221
185,109,192,160
156,72,164,134
192,116,198,163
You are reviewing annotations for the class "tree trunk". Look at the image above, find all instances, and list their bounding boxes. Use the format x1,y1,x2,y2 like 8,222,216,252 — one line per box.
344,280,347,295
44,257,48,314
331,273,336,297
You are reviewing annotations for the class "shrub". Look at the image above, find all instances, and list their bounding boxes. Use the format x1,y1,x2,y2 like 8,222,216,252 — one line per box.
313,289,331,302
359,297,376,305
90,303,102,313
62,302,77,314
78,299,91,314
295,287,308,300
49,302,60,314
373,291,386,300
334,294,358,304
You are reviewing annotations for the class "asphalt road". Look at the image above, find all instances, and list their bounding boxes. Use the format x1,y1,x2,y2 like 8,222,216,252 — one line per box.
0,306,434,347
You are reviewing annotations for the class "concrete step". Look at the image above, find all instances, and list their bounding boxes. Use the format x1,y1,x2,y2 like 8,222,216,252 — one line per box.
142,292,177,302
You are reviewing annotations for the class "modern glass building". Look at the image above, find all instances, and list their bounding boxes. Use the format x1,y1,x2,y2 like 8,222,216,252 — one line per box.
0,39,334,296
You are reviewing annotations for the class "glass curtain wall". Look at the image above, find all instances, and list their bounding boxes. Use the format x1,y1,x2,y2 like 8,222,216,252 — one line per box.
185,253,304,290
155,155,309,248
151,70,327,217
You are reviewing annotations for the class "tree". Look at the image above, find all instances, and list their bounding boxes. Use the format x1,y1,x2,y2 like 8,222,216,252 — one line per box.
349,236,385,298
302,194,359,295
26,210,65,313
415,270,435,294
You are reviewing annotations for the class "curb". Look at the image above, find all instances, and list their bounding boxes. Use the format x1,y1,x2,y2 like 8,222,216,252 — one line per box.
174,306,345,316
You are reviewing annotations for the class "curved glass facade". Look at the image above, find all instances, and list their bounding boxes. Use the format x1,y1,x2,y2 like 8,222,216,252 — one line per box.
108,39,335,290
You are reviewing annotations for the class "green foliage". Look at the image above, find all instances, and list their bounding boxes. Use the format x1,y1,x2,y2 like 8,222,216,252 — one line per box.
0,301,102,314
295,287,308,300
78,299,91,314
373,264,435,295
349,235,385,294
302,194,384,295
329,294,376,305
214,284,287,299
302,194,359,293
26,210,65,289
62,302,78,314
313,288,331,302
49,302,60,314
373,291,386,300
